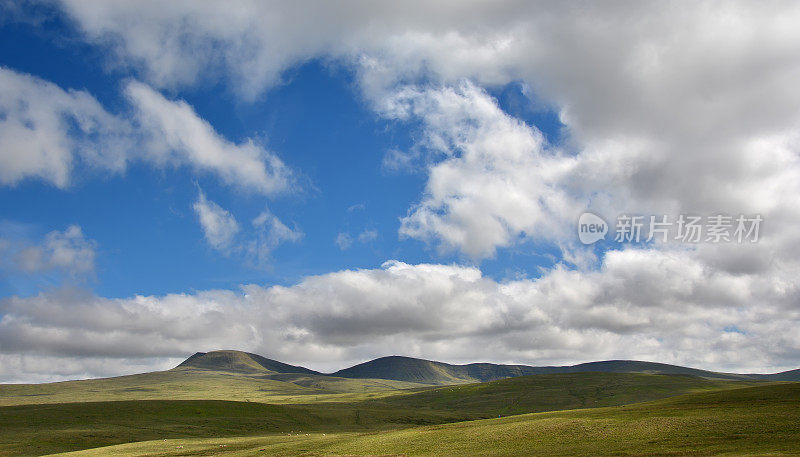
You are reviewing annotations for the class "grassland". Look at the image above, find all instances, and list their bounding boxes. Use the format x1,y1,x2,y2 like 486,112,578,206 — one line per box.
49,382,800,457
0,368,426,407
371,372,751,417
0,371,770,456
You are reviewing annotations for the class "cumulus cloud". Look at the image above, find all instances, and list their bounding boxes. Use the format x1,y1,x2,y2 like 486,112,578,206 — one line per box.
246,209,303,265
1,255,799,382
53,1,800,255
191,191,300,262
0,67,131,187
193,192,240,251
3,1,800,381
0,353,181,384
11,225,97,275
0,68,293,194
125,81,291,194
386,82,581,259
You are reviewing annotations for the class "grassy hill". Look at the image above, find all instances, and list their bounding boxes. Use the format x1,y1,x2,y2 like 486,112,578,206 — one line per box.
175,350,319,375
557,359,752,380
3,350,798,456
47,382,800,457
4,350,795,407
332,356,487,384
0,367,426,408
0,372,761,455
757,367,800,381
369,372,754,417
330,354,787,384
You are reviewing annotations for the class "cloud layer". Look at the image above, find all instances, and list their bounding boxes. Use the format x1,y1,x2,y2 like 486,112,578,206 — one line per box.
2,1,800,381
2,254,798,383
53,0,800,256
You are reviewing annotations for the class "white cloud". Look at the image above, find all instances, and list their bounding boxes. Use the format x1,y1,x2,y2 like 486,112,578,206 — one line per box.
0,68,293,195
335,232,353,250
12,225,97,275
0,353,180,384
47,1,798,259
247,209,303,265
0,67,130,188
385,82,581,259
125,81,291,195
193,192,239,251
336,229,377,250
30,1,800,266
346,203,365,213
4,0,800,381
52,1,800,226
358,229,378,243
2,254,799,382
191,191,300,263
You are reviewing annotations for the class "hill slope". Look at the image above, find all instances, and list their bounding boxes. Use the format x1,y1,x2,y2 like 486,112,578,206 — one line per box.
0,372,756,456
332,355,800,384
175,350,319,375
331,355,544,384
370,372,754,416
558,360,751,380
0,359,426,408
46,382,800,457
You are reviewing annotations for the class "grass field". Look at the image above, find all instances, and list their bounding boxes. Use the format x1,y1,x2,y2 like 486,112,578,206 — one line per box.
48,382,800,457
0,368,427,407
0,371,773,456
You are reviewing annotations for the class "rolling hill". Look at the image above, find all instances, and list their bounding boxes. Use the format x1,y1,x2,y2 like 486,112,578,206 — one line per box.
365,371,753,416
331,355,543,384
0,372,758,456
175,350,320,375
331,354,800,384
26,382,800,457
4,350,798,408
2,349,797,456
0,351,426,408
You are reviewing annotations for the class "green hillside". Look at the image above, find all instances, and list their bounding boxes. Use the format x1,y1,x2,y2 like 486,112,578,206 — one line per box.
0,372,760,456
561,360,751,380
370,372,753,417
759,367,800,381
176,350,319,375
4,350,795,409
2,350,798,456
53,382,800,457
0,367,425,407
331,355,548,384
330,355,780,384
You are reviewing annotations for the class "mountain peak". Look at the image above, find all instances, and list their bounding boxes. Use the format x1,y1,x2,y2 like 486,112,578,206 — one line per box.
173,350,800,384
174,350,319,375
331,355,525,384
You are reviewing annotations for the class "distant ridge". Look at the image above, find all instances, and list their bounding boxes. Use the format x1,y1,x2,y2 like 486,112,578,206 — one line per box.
330,356,800,385
175,350,319,375
174,350,800,385
330,356,544,384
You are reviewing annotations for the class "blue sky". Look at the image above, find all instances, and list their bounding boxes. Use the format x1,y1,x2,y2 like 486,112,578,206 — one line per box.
0,16,565,299
2,1,800,382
